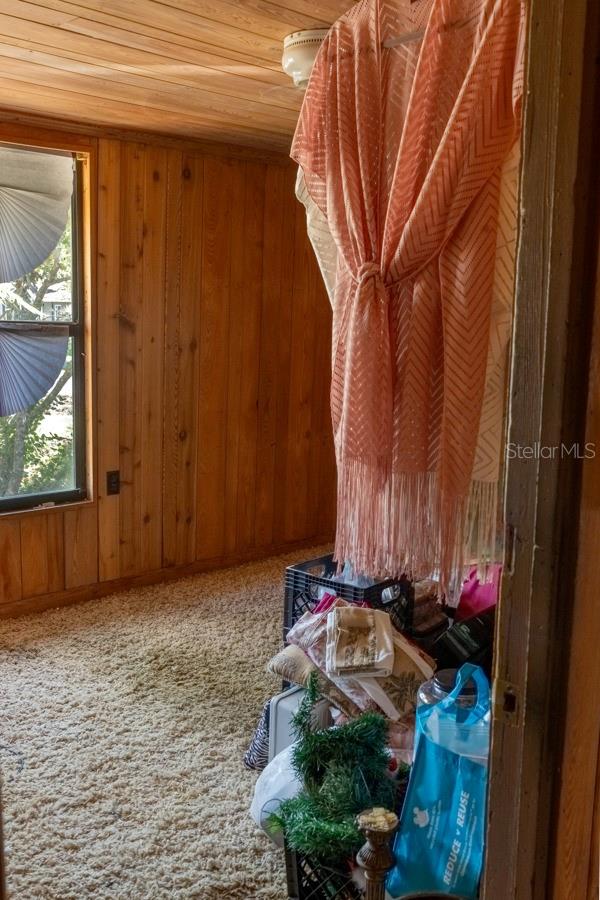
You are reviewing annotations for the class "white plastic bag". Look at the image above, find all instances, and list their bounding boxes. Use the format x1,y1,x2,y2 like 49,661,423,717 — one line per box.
250,743,302,845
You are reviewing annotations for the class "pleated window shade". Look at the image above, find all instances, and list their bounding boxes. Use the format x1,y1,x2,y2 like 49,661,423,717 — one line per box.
0,146,73,283
0,146,73,417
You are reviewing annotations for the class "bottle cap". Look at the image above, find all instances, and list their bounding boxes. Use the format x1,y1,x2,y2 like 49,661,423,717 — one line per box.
433,668,476,697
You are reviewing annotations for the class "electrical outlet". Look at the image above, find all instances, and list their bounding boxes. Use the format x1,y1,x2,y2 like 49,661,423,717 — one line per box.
106,470,120,495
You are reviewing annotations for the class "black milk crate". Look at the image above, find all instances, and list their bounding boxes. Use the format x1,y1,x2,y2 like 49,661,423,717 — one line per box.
283,778,410,900
284,847,363,900
284,553,411,640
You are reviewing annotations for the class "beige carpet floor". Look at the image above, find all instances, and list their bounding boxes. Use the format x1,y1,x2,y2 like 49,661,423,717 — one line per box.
0,549,323,899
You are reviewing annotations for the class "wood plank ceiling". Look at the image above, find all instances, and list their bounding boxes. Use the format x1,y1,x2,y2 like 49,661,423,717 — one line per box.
0,0,351,150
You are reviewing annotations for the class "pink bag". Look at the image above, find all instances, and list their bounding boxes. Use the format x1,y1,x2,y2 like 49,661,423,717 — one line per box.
456,565,502,621
312,592,369,615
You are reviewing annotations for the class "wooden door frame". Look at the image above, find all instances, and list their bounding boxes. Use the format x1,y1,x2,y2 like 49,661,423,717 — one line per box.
549,184,600,900
483,0,600,897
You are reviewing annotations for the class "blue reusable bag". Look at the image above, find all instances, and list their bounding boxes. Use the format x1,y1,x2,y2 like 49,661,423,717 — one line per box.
387,664,490,899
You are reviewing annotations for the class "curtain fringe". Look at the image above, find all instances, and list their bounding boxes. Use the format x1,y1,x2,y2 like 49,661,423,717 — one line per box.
333,460,499,603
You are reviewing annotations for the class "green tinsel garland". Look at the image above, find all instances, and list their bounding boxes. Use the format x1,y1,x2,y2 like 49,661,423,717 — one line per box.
270,673,399,862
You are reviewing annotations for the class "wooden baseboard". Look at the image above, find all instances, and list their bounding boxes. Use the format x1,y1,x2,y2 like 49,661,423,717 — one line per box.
0,536,334,620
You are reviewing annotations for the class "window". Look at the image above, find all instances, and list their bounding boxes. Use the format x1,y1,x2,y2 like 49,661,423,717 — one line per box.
0,144,87,512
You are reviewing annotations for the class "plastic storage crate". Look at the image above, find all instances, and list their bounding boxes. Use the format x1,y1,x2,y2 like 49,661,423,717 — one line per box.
284,553,411,639
269,686,331,762
284,848,363,900
283,775,410,900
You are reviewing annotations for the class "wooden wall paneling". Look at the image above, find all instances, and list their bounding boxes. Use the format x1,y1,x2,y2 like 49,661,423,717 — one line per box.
283,197,316,541
0,14,303,108
0,0,345,70
235,161,266,551
20,515,50,598
139,144,167,572
20,513,64,598
306,252,322,537
0,520,21,606
0,110,292,166
0,8,288,86
272,168,299,542
0,43,300,128
163,150,204,567
30,0,282,66
549,232,600,899
0,0,353,148
196,157,235,560
0,54,297,143
64,505,98,589
0,78,288,150
175,151,203,564
0,16,288,92
317,355,337,538
97,137,121,581
307,252,335,538
162,147,183,567
0,118,93,152
46,512,65,594
223,161,248,556
546,4,600,897
0,123,337,616
309,217,337,535
255,164,286,547
105,0,343,35
118,142,145,576
589,763,600,899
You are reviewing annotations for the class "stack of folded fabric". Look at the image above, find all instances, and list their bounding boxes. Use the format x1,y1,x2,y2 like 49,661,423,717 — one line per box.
325,606,394,677
282,598,434,722
266,643,362,720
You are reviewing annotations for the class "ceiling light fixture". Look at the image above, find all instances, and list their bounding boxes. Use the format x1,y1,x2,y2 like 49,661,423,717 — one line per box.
282,30,329,89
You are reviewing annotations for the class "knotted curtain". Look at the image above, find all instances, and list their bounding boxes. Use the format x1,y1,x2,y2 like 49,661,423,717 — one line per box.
291,0,525,592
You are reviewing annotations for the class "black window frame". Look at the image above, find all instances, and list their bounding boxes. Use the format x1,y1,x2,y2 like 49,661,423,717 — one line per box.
0,151,87,513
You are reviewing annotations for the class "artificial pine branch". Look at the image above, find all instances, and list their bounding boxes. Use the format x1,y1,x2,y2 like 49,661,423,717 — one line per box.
272,673,399,862
291,670,320,742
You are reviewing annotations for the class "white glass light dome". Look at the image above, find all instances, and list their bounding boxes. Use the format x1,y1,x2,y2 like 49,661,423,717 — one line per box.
282,30,329,89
